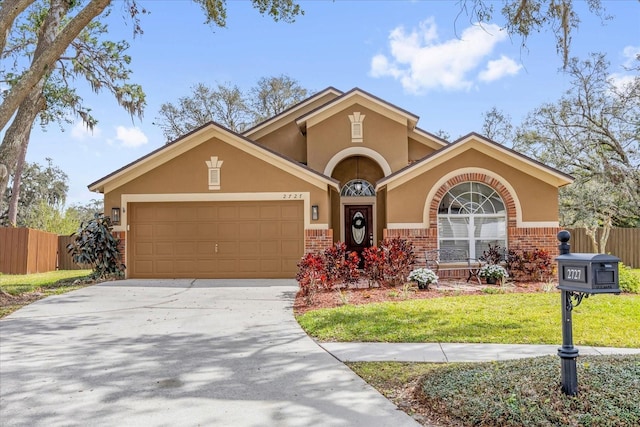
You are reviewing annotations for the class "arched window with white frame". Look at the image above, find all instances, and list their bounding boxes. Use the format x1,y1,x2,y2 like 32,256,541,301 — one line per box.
437,182,507,259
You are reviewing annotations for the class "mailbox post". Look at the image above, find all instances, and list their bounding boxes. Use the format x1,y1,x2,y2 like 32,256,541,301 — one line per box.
555,230,620,396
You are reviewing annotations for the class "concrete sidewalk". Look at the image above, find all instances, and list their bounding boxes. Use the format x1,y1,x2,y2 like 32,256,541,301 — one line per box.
320,342,640,363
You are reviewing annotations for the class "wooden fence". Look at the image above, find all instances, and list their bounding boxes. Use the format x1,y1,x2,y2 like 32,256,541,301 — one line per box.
0,228,58,274
57,235,87,271
566,228,639,268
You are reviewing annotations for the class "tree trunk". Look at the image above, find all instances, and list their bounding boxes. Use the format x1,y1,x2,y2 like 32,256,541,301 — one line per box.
585,226,599,252
0,87,45,218
0,0,111,131
7,138,28,227
0,0,35,54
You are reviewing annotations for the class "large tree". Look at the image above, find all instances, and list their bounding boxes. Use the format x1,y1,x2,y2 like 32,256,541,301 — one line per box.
458,0,611,68
514,53,640,250
155,75,308,141
0,0,304,221
1,1,145,225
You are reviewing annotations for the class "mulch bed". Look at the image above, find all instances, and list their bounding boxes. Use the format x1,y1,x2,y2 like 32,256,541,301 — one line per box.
293,279,550,315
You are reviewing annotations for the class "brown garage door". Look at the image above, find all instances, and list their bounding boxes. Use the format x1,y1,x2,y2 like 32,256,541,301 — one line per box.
129,201,303,278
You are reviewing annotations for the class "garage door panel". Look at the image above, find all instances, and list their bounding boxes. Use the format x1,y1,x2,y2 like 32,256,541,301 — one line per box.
129,201,303,278
156,260,175,274
176,223,198,237
260,222,278,239
239,241,260,255
282,222,301,237
218,206,238,219
196,241,215,256
239,206,260,219
155,224,176,239
156,242,174,256
280,205,301,219
135,242,153,256
218,241,239,255
238,223,259,239
281,240,301,256
259,241,278,255
260,205,279,219
156,207,177,221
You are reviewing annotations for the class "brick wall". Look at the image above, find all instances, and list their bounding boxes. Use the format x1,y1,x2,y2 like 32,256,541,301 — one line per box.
304,229,333,254
113,231,126,266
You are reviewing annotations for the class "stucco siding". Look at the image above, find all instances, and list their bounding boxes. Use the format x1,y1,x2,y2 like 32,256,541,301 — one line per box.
253,122,307,163
386,148,560,224
104,136,331,223
306,104,409,174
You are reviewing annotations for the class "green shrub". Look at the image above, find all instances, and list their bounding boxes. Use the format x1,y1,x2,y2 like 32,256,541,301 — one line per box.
67,213,125,280
619,264,640,293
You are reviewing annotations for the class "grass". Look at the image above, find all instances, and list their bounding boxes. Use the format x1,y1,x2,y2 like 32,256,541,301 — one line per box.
0,270,92,317
297,292,640,347
349,355,640,427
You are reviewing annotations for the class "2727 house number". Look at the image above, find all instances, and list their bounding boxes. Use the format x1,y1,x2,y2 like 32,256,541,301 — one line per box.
282,193,303,199
565,268,582,281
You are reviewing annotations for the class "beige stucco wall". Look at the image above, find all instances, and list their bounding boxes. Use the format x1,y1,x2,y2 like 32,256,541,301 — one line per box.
103,136,331,223
305,104,409,174
408,138,438,162
251,92,339,163
253,122,307,163
386,148,560,224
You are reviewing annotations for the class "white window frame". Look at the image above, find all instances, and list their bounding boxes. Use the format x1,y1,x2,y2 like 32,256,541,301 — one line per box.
437,182,507,259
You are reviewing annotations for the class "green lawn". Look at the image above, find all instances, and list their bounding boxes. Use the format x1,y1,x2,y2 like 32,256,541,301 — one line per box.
0,270,92,317
349,355,640,427
297,292,640,347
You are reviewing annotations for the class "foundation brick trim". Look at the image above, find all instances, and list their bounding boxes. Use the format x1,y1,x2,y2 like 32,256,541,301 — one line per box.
305,229,334,254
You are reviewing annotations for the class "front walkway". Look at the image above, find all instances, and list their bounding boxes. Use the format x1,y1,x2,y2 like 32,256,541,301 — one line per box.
321,342,640,363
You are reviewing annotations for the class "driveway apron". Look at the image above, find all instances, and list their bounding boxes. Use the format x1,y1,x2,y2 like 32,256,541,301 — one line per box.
0,279,418,426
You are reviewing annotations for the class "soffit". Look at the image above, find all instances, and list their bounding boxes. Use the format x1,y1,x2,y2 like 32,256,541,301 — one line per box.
409,127,449,150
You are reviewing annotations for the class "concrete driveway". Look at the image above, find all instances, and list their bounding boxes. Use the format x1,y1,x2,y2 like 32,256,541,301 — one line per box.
0,279,418,426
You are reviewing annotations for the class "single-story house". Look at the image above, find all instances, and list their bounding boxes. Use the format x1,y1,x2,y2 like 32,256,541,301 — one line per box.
89,87,573,279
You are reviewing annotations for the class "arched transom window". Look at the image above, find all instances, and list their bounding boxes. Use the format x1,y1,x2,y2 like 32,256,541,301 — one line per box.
341,179,375,197
437,182,507,259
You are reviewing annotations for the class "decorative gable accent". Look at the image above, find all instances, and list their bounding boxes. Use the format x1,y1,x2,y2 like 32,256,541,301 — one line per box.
205,156,224,190
348,112,365,143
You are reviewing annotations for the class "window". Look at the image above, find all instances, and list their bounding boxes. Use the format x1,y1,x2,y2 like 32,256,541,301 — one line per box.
437,182,506,259
341,179,375,197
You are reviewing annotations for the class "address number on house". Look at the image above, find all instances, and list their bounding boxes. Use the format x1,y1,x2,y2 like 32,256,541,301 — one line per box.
562,266,588,283
282,193,304,199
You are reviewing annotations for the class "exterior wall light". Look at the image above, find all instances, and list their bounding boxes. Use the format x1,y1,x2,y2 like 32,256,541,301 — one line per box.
311,205,319,221
111,207,121,225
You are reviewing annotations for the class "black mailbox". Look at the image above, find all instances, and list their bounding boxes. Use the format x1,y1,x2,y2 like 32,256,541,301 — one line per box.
556,253,620,294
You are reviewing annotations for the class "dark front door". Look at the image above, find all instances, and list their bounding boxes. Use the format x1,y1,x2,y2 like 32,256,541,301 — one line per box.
345,205,373,267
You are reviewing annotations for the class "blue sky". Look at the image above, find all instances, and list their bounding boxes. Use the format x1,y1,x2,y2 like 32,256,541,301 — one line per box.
18,0,640,206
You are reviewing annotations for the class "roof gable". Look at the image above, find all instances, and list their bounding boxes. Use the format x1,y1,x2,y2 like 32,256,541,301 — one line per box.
295,88,419,132
243,87,342,140
378,132,574,190
89,122,339,194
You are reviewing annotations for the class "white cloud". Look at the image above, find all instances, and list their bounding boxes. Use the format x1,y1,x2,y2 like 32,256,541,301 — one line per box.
115,126,148,148
478,55,522,82
609,74,636,92
370,18,518,93
71,121,101,140
622,45,640,67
